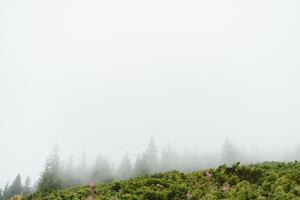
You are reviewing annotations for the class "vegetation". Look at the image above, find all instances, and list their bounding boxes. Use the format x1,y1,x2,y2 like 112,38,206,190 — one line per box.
37,145,63,193
23,162,300,200
2,138,300,199
0,175,32,200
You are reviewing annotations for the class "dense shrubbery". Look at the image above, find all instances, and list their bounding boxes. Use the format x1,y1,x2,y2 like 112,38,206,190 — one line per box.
23,162,300,200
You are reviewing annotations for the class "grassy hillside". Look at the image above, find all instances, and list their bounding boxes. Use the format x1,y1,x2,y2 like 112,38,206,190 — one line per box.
23,162,300,200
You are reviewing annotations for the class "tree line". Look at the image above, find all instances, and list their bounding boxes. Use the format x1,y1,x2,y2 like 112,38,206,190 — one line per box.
1,138,300,199
0,175,31,200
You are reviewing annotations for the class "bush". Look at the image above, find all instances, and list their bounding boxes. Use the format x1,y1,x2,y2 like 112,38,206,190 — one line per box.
23,162,300,200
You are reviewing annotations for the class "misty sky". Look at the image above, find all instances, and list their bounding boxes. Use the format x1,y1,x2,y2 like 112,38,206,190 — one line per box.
1,0,300,187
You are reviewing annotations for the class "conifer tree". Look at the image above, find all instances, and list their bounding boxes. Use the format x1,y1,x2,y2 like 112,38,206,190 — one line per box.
145,138,159,173
160,145,178,172
64,156,76,187
0,188,3,200
134,155,148,177
222,139,240,165
117,153,133,180
23,176,32,196
134,138,159,176
76,154,88,184
5,175,22,199
91,156,114,183
37,145,63,192
2,183,9,199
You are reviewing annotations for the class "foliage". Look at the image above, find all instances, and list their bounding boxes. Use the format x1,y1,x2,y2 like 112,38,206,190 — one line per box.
23,162,300,200
91,156,114,183
37,145,63,193
9,195,22,200
134,138,159,177
1,175,27,200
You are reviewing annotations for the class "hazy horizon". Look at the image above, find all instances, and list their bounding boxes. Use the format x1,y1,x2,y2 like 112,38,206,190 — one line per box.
1,0,300,188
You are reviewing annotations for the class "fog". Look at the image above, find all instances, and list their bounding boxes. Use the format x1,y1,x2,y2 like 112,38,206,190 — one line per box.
1,0,300,188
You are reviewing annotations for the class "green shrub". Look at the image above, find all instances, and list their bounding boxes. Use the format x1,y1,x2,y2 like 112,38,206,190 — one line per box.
23,162,300,200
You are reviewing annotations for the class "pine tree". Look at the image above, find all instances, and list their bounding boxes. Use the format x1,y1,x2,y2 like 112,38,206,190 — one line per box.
6,175,22,198
117,153,133,180
76,154,88,184
134,138,159,176
144,138,159,174
37,145,63,192
160,145,178,172
22,176,32,196
134,155,148,177
64,156,75,187
0,188,3,200
2,183,9,199
91,156,114,183
222,139,240,165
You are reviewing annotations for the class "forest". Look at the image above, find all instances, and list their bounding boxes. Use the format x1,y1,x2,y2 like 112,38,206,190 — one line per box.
1,139,300,200
19,162,300,199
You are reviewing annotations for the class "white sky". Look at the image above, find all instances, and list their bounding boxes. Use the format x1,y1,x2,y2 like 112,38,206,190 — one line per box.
1,0,300,187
